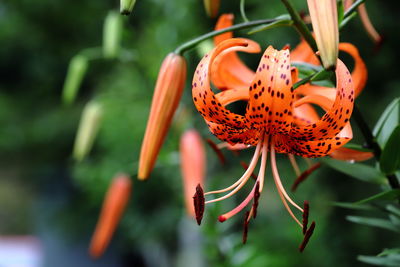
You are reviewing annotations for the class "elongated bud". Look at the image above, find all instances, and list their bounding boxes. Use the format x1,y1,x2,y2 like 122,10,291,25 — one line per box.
138,53,187,179
89,174,132,258
180,129,206,217
307,0,339,70
62,54,89,105
103,11,123,59
73,101,103,161
120,0,136,15
203,0,220,18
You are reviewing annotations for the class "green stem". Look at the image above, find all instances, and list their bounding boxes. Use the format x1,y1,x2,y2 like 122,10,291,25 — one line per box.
174,17,283,55
352,105,400,189
281,0,318,53
343,0,365,19
293,69,325,89
240,0,250,22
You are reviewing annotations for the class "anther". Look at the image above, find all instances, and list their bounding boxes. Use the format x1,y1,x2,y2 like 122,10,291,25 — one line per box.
193,184,205,225
252,182,260,219
242,211,250,244
299,221,316,252
291,163,321,192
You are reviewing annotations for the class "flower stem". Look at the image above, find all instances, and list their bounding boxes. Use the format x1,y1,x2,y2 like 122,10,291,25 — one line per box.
174,17,285,55
280,0,318,53
352,105,400,189
240,0,250,22
343,0,366,19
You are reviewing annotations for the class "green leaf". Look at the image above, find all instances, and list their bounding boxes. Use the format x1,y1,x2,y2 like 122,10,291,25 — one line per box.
321,158,387,184
378,248,400,257
332,202,376,211
354,189,400,204
347,216,400,233
386,205,400,217
380,126,400,174
358,254,400,266
373,98,400,147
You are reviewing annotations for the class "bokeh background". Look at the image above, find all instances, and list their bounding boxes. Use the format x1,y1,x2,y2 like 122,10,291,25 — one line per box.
0,0,399,266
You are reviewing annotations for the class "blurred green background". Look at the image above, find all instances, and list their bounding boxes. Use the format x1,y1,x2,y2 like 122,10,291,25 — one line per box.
0,0,399,266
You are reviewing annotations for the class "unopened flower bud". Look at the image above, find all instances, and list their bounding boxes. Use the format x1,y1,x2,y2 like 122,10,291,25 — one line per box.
180,129,206,217
307,0,339,70
73,101,103,161
62,54,89,105
103,11,123,59
120,0,136,15
138,53,187,180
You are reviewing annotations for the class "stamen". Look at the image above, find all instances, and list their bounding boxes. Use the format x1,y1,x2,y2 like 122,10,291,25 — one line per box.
270,143,303,227
302,201,309,235
258,136,269,192
288,154,301,177
204,141,262,199
206,138,226,165
270,143,303,213
218,181,259,222
291,163,321,192
299,221,316,252
193,184,205,225
242,211,250,244
252,182,260,219
240,161,257,180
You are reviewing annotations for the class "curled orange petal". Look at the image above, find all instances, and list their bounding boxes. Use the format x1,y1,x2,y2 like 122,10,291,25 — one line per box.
180,129,206,217
138,53,187,180
212,14,260,90
89,174,132,258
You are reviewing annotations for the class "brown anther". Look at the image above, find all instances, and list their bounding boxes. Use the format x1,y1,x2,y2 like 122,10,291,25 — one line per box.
240,161,257,180
242,211,250,244
299,221,316,252
302,201,309,235
206,139,226,165
252,182,260,219
291,163,322,192
282,44,291,50
193,184,205,225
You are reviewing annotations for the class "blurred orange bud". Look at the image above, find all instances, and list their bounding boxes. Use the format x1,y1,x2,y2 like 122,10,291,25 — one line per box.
180,129,206,217
138,53,187,180
203,0,220,18
89,174,132,259
307,0,339,70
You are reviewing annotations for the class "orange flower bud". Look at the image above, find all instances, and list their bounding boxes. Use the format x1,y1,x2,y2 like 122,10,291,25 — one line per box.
89,174,132,259
180,129,206,217
203,0,220,18
307,0,339,70
138,53,187,180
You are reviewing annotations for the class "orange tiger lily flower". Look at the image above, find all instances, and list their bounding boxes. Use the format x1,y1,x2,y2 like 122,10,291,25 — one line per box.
89,174,132,258
180,129,206,219
138,53,187,180
212,14,371,163
192,38,355,250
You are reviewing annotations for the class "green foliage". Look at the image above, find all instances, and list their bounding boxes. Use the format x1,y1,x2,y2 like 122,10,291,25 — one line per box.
380,126,400,175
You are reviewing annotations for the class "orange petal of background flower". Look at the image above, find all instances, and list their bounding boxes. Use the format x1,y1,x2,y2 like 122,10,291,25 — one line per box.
338,43,367,97
138,53,187,180
329,147,374,161
212,14,259,90
180,129,206,217
291,59,354,141
203,0,220,18
290,39,319,65
89,174,132,258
